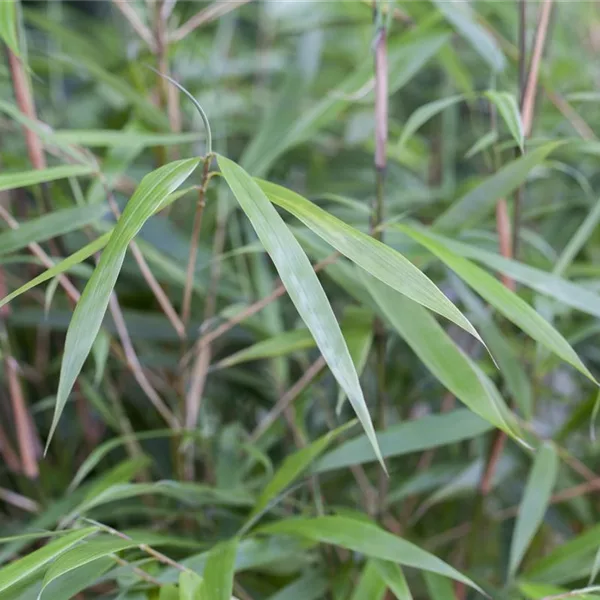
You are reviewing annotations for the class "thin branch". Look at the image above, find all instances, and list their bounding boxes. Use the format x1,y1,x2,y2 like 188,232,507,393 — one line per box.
111,0,157,52
249,356,327,443
0,486,39,513
5,355,39,479
170,0,253,43
180,252,340,370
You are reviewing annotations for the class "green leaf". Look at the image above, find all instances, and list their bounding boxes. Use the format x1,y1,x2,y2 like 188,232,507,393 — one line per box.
259,179,482,342
250,422,354,521
217,154,383,469
39,536,137,599
0,0,19,55
399,224,596,383
423,572,458,600
315,409,492,473
257,516,483,593
509,443,559,578
266,571,328,600
485,91,524,151
179,571,204,600
409,228,600,323
453,278,533,419
373,560,413,600
0,164,96,192
0,203,108,256
202,538,238,600
434,143,562,231
397,95,464,152
432,0,505,71
214,328,315,370
48,158,199,448
367,275,525,441
465,130,498,159
52,129,204,148
350,561,387,600
0,527,98,594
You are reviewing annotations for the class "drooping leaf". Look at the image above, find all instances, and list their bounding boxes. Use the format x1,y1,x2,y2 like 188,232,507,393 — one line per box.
0,164,96,192
367,274,525,441
218,154,383,468
0,527,98,594
399,224,596,383
508,443,559,578
259,179,482,342
257,516,483,593
315,409,492,473
48,158,199,448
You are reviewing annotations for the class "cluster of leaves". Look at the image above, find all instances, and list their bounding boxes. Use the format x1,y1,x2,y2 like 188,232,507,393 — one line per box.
0,1,599,599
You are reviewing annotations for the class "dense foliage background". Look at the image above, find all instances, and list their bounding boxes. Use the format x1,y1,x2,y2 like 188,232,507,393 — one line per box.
0,1,599,599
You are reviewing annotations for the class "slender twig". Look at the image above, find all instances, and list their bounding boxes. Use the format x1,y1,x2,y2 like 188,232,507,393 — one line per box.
107,294,179,430
4,354,39,479
0,420,21,473
249,356,327,443
170,0,253,43
0,486,39,513
111,0,157,52
181,158,212,325
180,252,340,369
541,587,600,600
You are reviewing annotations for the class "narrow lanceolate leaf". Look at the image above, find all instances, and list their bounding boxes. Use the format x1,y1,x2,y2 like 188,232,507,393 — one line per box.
423,572,458,600
397,95,464,152
179,571,204,600
39,536,138,599
400,224,596,383
0,527,98,594
250,422,354,521
508,443,559,578
214,328,315,370
373,560,413,600
218,155,384,469
257,516,483,594
48,158,200,449
315,409,492,473
351,561,387,600
432,0,505,72
202,538,238,600
0,0,19,55
52,129,203,148
0,204,108,256
434,142,562,231
0,164,96,192
485,91,524,151
259,179,482,343
367,275,525,442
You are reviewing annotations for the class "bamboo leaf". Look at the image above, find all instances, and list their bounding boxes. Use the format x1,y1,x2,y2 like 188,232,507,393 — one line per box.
202,538,238,600
0,164,96,192
350,561,387,600
373,560,413,600
48,158,199,448
485,91,524,151
250,422,354,521
367,275,526,442
0,204,108,256
218,154,384,469
257,516,483,593
509,443,559,578
434,143,562,231
315,409,492,473
0,0,20,56
259,179,482,342
399,224,596,383
0,527,98,594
